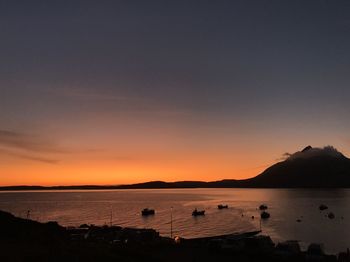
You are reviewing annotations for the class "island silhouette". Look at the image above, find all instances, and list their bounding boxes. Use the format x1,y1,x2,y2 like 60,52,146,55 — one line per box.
1,146,350,190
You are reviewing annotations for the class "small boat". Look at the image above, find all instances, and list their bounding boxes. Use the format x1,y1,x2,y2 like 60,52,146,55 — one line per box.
259,204,268,210
328,212,335,219
141,208,155,216
319,204,328,211
218,204,228,209
260,211,270,219
192,209,205,216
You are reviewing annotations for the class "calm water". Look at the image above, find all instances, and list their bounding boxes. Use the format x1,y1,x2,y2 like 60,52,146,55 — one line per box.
0,188,349,253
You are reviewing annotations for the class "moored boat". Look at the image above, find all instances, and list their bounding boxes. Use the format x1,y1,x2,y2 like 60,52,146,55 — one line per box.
192,209,205,216
260,211,270,219
319,204,328,211
259,204,268,210
141,208,155,216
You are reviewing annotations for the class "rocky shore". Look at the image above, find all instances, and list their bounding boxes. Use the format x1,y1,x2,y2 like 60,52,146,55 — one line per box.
0,209,349,262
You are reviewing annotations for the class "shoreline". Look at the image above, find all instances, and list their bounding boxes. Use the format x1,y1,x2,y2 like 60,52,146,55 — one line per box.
2,186,350,192
1,209,349,261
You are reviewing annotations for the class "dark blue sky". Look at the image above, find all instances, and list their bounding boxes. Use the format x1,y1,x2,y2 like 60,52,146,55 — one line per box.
1,1,350,184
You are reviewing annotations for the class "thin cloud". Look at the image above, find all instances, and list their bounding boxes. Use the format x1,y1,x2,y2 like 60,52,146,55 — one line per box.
0,129,66,153
0,129,65,164
48,86,129,102
276,152,292,161
0,129,105,164
63,91,128,101
0,148,59,164
40,86,192,118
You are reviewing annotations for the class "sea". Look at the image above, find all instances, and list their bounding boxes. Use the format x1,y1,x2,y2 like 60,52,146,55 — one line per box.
0,188,349,254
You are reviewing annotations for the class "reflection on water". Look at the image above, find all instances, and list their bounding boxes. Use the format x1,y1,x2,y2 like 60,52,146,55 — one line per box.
0,188,349,253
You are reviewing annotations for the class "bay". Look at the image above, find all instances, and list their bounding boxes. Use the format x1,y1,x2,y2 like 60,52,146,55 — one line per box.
0,188,349,253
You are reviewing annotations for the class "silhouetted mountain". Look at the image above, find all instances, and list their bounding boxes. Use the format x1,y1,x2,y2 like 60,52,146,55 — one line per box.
113,146,350,188
243,146,350,188
1,146,349,190
111,147,350,188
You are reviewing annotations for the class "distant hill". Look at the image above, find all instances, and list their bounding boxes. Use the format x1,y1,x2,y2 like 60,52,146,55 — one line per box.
117,146,350,188
1,146,350,190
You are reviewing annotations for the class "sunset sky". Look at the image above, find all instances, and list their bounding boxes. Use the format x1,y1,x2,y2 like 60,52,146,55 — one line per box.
1,1,350,186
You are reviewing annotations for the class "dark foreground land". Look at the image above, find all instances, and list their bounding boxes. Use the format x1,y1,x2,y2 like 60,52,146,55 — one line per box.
0,210,349,262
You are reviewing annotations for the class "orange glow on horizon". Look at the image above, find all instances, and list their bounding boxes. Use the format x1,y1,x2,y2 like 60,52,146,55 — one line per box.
1,113,347,187
0,150,272,186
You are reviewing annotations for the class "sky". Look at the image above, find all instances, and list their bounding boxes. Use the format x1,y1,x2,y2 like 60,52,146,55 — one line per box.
1,0,350,186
